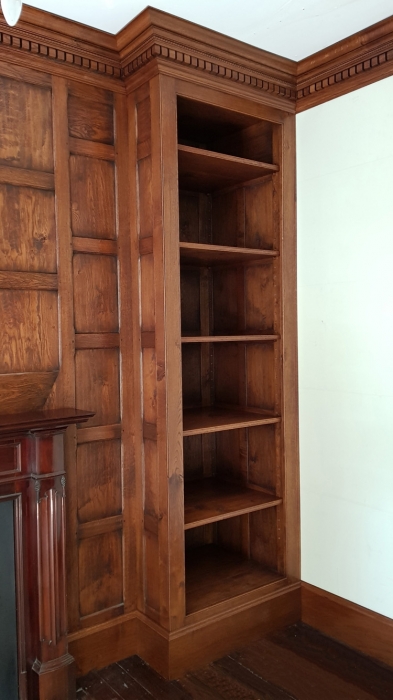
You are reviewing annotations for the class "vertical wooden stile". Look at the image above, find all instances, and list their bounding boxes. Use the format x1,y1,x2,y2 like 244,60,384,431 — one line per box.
160,76,185,631
279,114,300,580
51,76,78,631
126,88,145,615
150,74,185,630
115,92,138,612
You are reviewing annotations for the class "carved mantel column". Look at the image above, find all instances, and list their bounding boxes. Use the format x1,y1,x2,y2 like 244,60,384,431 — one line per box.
0,409,93,700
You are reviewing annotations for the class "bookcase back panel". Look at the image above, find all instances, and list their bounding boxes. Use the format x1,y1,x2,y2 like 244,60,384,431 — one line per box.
184,423,279,494
177,97,273,165
179,179,276,251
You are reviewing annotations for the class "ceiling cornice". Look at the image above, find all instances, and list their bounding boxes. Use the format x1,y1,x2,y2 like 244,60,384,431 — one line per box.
0,5,122,89
117,8,297,107
1,6,392,110
297,15,393,111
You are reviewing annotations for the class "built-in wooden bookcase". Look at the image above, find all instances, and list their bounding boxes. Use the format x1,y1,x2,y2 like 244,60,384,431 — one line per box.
177,96,288,617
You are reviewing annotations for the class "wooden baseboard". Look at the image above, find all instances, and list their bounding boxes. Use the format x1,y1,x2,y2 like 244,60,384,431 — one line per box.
302,582,393,668
69,614,139,676
69,584,301,679
167,586,301,679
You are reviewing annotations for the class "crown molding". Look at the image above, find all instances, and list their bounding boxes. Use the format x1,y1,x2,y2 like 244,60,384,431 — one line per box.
0,5,297,107
0,5,122,87
117,8,297,107
0,6,392,109
297,15,393,111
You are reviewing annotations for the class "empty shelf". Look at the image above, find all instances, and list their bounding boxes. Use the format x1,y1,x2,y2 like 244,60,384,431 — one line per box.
178,144,278,191
181,334,279,343
186,544,285,615
183,406,280,436
180,241,278,266
184,478,281,529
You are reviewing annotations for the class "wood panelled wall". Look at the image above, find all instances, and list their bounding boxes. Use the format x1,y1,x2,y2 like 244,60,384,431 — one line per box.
0,62,136,637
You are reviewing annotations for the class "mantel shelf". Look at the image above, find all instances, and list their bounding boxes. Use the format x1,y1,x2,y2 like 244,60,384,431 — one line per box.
184,478,281,529
183,406,280,436
178,144,278,192
180,241,278,266
0,408,95,436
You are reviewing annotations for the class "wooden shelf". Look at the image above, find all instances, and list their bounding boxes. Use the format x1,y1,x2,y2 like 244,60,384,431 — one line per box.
182,334,279,343
183,406,279,436
184,478,281,529
178,144,278,192
180,241,278,266
186,544,284,615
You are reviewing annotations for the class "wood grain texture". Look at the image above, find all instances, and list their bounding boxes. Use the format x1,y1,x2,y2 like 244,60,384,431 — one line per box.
0,165,54,190
68,93,114,145
0,185,56,272
0,76,53,172
70,616,139,677
77,621,393,696
178,145,278,192
73,254,119,333
75,333,120,350
180,242,278,266
49,78,80,641
0,7,306,682
72,237,117,256
77,440,122,523
183,407,279,436
113,89,138,616
70,156,116,239
0,7,121,86
77,424,122,444
278,115,300,581
75,349,120,428
0,290,58,372
185,544,284,615
0,371,58,414
69,138,115,161
119,8,296,109
0,271,57,290
302,582,393,669
78,515,123,541
2,5,391,115
184,478,281,529
78,530,123,618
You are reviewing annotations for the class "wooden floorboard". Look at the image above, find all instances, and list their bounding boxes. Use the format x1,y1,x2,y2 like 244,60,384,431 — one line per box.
77,623,393,700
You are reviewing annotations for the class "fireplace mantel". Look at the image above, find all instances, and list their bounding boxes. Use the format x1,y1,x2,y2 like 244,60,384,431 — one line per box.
0,409,93,700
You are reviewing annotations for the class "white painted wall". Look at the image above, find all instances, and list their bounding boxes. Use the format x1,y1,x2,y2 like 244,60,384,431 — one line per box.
297,77,393,619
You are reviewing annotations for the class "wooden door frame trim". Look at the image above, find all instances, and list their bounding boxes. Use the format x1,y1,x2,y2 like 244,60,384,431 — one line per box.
302,582,393,668
3,6,391,109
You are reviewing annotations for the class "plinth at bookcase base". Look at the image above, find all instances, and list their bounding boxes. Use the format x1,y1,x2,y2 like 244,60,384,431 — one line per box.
69,584,301,680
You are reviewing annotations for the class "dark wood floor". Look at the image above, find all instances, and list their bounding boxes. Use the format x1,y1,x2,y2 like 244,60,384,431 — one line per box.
76,623,393,700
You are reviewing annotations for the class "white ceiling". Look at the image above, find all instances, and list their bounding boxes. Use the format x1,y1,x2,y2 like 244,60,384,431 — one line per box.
24,1,393,60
